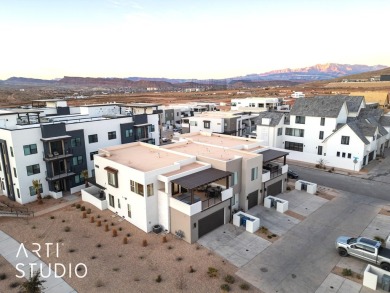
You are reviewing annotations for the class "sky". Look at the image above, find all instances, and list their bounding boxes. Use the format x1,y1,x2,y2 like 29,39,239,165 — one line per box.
0,0,389,80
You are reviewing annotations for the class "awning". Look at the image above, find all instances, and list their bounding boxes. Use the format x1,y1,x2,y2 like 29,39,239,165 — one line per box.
40,135,71,142
171,168,231,190
104,166,118,173
134,123,151,127
258,149,289,163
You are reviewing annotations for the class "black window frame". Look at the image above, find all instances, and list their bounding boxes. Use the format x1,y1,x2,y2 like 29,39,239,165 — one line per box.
277,128,283,136
203,120,211,129
107,171,118,188
13,167,17,178
125,129,133,138
348,153,352,159
23,144,38,156
71,137,81,147
320,117,325,126
317,146,323,155
88,134,98,143
319,131,324,140
29,184,43,196
72,155,83,166
285,141,304,152
90,151,98,161
295,116,305,124
109,194,115,208
341,136,350,145
285,128,304,137
26,164,40,176
108,131,117,140
337,151,340,157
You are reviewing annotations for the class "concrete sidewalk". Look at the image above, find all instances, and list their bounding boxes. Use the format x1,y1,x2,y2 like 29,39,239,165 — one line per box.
34,197,81,217
0,230,77,293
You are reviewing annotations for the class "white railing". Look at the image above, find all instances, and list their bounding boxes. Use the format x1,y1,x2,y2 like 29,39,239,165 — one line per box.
169,197,202,216
282,164,288,174
262,170,270,182
81,186,108,210
221,187,233,201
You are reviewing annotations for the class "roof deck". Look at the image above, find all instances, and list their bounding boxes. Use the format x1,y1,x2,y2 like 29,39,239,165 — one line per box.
182,132,263,149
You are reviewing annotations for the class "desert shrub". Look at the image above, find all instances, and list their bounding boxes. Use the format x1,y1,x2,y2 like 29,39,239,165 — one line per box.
342,268,352,276
50,216,55,220
134,277,140,282
68,248,76,253
9,282,20,288
271,234,277,237
118,254,122,258
224,274,235,284
80,206,85,211
76,204,81,209
91,256,97,259
142,239,148,247
62,219,65,223
103,219,107,222
0,273,7,280
356,274,362,280
207,267,218,278
267,235,272,239
82,212,87,219
111,222,115,226
196,245,201,250
96,243,102,248
89,216,94,223
71,203,76,207
139,255,145,260
189,266,196,273
240,283,250,290
331,167,335,171
86,208,91,214
374,236,385,244
112,229,118,237
176,256,183,261
105,224,109,232
118,227,122,231
162,236,167,243
97,214,100,218
97,220,101,227
220,284,230,292
95,280,104,287
113,267,120,272
155,275,162,283
260,226,268,233
32,225,36,229
64,226,71,232
286,186,291,191
123,237,128,244
315,164,320,168
126,233,131,237
167,245,173,250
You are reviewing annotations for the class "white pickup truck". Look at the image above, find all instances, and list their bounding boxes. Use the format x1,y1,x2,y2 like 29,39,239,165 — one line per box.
335,236,390,271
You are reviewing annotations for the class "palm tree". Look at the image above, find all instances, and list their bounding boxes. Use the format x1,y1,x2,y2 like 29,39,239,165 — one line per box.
32,179,43,204
20,270,46,293
81,169,89,187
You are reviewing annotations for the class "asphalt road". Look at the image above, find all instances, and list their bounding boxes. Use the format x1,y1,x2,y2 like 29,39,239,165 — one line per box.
289,165,390,201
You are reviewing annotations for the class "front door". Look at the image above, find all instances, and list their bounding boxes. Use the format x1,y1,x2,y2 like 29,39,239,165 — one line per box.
247,190,258,210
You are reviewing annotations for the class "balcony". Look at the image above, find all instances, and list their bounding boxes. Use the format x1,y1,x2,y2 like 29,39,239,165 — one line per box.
263,163,288,181
43,149,73,161
45,168,76,181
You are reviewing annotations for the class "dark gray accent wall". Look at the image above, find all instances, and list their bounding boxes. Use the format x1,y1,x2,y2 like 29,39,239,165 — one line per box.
0,139,14,201
67,129,87,188
57,107,70,115
134,114,147,125
224,117,239,135
380,75,390,81
120,122,135,144
41,123,66,138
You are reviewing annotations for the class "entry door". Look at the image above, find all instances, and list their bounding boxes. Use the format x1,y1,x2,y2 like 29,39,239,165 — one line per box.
247,190,258,210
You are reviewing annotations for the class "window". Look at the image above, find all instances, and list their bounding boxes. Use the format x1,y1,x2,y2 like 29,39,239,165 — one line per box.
232,171,238,186
251,167,258,181
190,121,198,126
10,146,14,157
74,173,84,184
295,116,305,124
72,156,83,166
125,129,133,138
147,183,154,196
130,180,144,196
320,117,325,126
341,136,350,145
117,198,121,209
204,121,211,129
149,125,155,132
348,153,351,159
23,144,37,155
26,164,40,176
277,128,282,136
285,141,304,152
29,184,43,196
342,152,346,158
108,131,116,140
319,131,324,140
337,152,340,157
107,170,118,188
317,146,323,155
90,151,98,160
285,128,304,137
88,134,98,143
17,188,20,198
373,135,376,141
127,204,131,218
109,194,115,208
71,137,81,147
13,168,17,178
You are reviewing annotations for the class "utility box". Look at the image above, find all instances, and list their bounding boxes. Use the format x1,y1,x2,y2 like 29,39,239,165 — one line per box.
386,235,390,248
382,274,390,292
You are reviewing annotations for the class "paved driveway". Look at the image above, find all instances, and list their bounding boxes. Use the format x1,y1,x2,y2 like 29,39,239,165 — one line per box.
236,191,388,293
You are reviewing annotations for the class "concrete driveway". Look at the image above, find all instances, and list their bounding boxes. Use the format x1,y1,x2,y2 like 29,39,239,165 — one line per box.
236,191,388,293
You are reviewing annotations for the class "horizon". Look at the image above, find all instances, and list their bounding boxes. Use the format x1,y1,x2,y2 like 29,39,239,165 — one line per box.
1,0,390,80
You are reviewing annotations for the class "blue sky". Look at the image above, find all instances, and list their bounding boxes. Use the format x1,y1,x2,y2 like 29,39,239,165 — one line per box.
0,0,389,79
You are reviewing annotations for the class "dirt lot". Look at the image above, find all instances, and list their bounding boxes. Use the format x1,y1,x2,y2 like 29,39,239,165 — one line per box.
0,201,259,293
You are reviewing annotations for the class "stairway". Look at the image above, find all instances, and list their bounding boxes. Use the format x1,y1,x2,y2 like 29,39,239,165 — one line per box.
0,201,34,217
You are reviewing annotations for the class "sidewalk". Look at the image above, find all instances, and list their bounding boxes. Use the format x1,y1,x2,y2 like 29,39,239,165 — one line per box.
34,197,81,217
0,231,77,293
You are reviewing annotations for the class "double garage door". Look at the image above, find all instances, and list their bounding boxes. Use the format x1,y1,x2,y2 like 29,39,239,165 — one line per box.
198,208,224,238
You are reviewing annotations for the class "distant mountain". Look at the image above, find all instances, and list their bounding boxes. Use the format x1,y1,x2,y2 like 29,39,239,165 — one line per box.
236,63,387,82
5,77,56,85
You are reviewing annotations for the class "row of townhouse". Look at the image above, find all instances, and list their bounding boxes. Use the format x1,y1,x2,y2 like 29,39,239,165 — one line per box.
0,100,160,204
82,131,289,243
231,97,289,112
254,95,390,171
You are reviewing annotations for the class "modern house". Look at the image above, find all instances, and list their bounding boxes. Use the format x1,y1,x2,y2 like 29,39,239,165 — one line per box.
83,132,288,243
0,100,160,204
231,97,287,112
254,95,390,171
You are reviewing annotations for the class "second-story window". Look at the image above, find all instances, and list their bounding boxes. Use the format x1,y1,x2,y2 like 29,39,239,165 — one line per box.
320,117,325,126
105,167,118,188
23,144,38,155
341,136,350,145
277,128,283,136
72,156,83,166
251,167,258,181
125,129,133,138
26,164,40,176
88,134,98,143
71,137,81,147
108,131,116,140
295,116,305,124
319,131,324,140
130,180,144,196
204,121,211,129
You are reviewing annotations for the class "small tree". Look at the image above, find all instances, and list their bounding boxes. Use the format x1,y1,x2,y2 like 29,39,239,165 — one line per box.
20,270,46,293
32,179,43,204
81,169,89,187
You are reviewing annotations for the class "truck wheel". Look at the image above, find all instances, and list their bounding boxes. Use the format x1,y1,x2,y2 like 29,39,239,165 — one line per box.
338,248,348,257
380,263,390,271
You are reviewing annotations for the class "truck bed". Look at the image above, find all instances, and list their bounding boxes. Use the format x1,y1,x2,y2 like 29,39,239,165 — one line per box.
379,247,390,259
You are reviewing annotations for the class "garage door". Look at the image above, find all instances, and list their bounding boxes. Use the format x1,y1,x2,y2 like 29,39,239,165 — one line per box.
368,151,375,162
267,181,282,196
247,190,258,210
198,208,224,238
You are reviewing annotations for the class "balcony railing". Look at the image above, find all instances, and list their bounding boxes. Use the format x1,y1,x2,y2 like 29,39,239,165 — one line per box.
43,149,73,161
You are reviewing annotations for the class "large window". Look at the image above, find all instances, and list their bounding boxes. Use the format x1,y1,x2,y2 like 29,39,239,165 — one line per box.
109,194,115,208
295,116,305,124
72,156,83,166
147,184,154,197
277,128,283,136
90,151,98,161
29,184,43,196
285,141,303,152
317,146,323,155
26,164,40,176
130,180,144,196
319,131,324,140
23,144,37,155
108,131,116,140
285,128,304,137
203,121,211,129
251,167,258,181
71,137,81,147
88,134,98,143
320,117,325,126
125,129,133,138
341,136,350,145
74,173,84,184
107,170,118,188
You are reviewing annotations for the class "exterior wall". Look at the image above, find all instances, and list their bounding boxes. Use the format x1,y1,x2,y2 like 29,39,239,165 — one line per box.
79,105,121,117
187,116,224,133
263,173,287,201
147,113,161,146
241,155,263,211
231,97,280,111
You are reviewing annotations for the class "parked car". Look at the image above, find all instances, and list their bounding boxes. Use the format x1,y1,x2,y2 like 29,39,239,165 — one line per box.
161,137,169,143
335,236,390,271
287,169,299,179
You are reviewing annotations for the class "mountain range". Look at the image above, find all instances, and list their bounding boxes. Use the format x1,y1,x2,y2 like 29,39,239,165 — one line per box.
1,63,387,88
